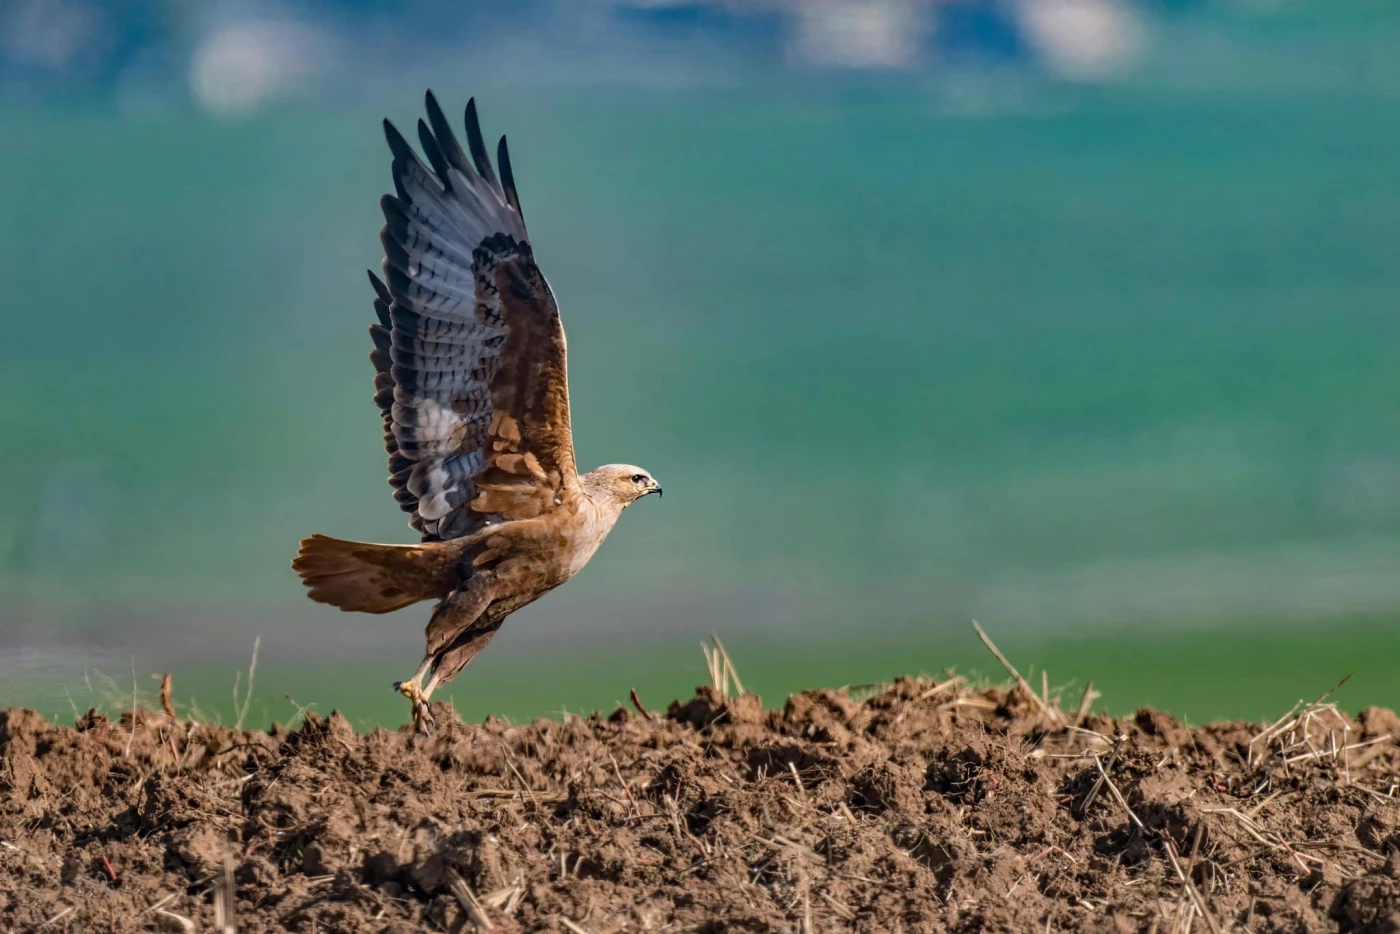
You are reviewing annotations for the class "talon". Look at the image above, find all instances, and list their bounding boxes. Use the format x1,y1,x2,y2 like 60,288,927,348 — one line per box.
396,659,439,735
396,674,431,732
415,701,436,736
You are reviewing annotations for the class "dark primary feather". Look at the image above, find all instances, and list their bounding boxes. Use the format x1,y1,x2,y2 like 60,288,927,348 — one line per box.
416,119,453,191
497,136,523,219
367,270,418,518
368,270,392,327
464,98,499,187
425,92,474,180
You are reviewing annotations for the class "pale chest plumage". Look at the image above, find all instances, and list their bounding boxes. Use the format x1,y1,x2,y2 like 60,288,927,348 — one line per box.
555,495,623,582
474,494,622,594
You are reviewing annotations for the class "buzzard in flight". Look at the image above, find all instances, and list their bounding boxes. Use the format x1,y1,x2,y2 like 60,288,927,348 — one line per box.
293,91,661,732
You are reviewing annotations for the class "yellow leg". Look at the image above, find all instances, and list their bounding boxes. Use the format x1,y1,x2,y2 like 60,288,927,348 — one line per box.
393,656,437,734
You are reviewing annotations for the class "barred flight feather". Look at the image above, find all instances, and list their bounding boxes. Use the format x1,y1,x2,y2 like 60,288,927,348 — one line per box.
369,90,576,541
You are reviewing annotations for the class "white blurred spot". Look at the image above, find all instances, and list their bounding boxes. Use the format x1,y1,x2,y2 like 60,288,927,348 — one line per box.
188,20,330,117
0,0,107,73
788,0,929,70
1014,0,1145,81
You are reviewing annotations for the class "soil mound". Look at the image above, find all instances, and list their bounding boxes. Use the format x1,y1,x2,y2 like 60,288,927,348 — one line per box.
3,677,1400,932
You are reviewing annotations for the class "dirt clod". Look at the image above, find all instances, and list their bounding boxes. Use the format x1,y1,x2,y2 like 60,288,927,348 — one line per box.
2,680,1398,932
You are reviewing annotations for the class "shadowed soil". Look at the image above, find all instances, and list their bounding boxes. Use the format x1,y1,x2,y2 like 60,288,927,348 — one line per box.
3,677,1400,933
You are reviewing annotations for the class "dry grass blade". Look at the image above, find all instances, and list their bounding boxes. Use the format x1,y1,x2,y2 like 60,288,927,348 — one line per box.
1164,836,1222,934
39,906,74,929
971,621,1065,727
1309,672,1353,707
1249,700,1304,767
702,640,724,696
1092,749,1144,832
125,658,139,757
213,845,237,933
1200,806,1312,873
447,869,494,929
1286,734,1389,765
234,636,260,731
609,750,640,818
159,673,176,720
701,634,746,699
818,890,857,920
1076,735,1125,817
917,675,965,701
788,761,807,802
481,876,524,911
155,908,196,932
1074,681,1099,727
1248,673,1354,771
142,893,180,916
559,917,595,934
465,787,565,803
753,834,827,864
715,633,745,696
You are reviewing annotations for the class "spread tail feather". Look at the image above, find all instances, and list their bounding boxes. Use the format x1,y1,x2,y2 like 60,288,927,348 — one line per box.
292,534,454,613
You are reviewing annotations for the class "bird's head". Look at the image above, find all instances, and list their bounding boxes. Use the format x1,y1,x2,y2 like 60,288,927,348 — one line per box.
583,464,662,508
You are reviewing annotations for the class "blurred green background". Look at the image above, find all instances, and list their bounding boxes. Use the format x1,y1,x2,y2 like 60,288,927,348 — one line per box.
3,1,1399,728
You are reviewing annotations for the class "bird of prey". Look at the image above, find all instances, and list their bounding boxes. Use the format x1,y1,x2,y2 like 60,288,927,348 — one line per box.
292,91,661,732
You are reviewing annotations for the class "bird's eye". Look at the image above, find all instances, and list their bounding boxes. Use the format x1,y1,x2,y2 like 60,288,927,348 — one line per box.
631,474,646,484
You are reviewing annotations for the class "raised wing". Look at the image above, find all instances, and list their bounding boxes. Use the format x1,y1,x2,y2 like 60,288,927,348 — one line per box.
370,91,578,542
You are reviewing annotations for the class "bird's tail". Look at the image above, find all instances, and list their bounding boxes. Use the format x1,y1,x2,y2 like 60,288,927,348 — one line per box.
292,534,454,614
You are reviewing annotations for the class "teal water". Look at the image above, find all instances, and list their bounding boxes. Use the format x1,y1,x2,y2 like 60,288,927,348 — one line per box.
4,79,1400,726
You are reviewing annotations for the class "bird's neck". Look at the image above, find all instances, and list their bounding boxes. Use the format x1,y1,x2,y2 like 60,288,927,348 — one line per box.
579,471,629,525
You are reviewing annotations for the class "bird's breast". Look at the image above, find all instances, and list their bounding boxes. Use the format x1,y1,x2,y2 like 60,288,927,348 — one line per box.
485,503,615,590
557,528,603,580
551,510,616,582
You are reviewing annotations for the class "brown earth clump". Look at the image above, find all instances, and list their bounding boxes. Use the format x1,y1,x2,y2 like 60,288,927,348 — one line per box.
3,672,1400,933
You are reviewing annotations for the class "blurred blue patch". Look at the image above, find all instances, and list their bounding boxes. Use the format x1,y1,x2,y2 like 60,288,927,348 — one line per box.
607,1,785,58
932,0,1029,67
